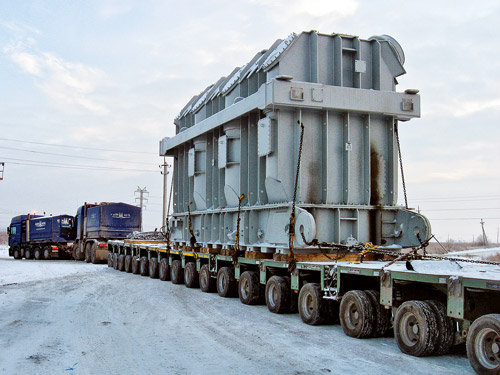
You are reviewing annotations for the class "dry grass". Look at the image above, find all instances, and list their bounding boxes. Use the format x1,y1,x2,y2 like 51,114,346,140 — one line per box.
0,232,7,245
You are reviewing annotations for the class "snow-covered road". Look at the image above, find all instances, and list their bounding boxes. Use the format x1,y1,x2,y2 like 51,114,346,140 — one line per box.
0,245,473,374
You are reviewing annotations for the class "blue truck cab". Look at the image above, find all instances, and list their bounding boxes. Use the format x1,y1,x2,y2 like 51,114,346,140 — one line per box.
7,214,75,260
73,202,141,263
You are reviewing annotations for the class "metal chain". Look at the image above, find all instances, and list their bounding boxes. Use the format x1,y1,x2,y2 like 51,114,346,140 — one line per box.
187,202,197,248
232,194,245,265
394,121,408,209
288,121,305,272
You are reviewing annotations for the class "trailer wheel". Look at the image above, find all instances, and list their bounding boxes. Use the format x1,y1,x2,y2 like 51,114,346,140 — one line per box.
184,262,199,288
239,271,261,305
425,300,455,355
43,246,52,260
132,257,140,274
265,275,291,314
73,243,82,261
466,314,500,374
85,243,92,263
199,264,215,292
159,258,170,281
13,245,21,259
113,253,119,269
298,283,329,325
394,300,438,357
91,243,99,264
217,267,237,297
139,256,149,276
34,246,42,260
118,254,125,271
124,255,132,273
170,260,184,284
339,290,375,338
149,258,159,279
25,247,32,259
107,253,113,267
365,290,391,337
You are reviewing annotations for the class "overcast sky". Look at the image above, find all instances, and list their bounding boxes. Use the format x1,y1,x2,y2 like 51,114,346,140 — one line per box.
0,0,499,243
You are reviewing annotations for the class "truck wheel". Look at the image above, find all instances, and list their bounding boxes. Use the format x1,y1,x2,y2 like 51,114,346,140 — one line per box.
85,243,92,263
43,246,52,260
426,300,455,355
265,275,290,313
184,262,199,288
113,253,119,269
124,255,132,273
339,290,375,338
159,258,170,281
118,254,125,271
299,283,329,325
217,267,237,297
365,290,391,337
34,246,42,260
132,257,140,274
199,264,215,292
239,271,261,305
107,253,113,267
170,259,184,284
13,245,21,259
149,258,159,279
139,256,149,276
467,314,500,375
91,243,99,264
73,243,82,260
394,300,438,357
25,248,32,259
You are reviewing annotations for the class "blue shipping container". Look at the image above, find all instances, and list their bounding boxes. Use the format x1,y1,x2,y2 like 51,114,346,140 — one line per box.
85,203,141,239
29,215,75,243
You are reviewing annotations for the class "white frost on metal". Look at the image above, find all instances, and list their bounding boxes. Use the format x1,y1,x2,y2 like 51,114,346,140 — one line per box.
261,33,296,70
242,53,266,80
221,64,247,95
191,85,214,114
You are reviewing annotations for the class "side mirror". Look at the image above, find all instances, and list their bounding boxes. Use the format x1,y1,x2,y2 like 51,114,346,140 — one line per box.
6,227,10,234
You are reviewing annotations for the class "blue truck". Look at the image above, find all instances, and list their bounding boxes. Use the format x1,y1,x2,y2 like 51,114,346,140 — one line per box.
7,214,76,260
72,202,141,264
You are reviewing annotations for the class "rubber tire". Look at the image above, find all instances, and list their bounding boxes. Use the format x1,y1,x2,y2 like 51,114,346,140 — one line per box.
425,300,455,355
265,275,291,314
132,257,140,274
159,258,170,281
394,300,438,357
199,264,215,292
339,290,376,338
139,256,149,276
170,259,184,284
91,243,99,264
149,258,159,279
43,246,52,260
217,267,237,298
238,271,261,305
25,248,32,259
85,243,92,263
299,283,330,325
466,314,500,374
34,246,42,260
124,255,132,273
366,290,392,337
113,253,119,269
118,254,125,271
107,253,113,267
184,262,199,288
73,243,82,261
13,246,21,259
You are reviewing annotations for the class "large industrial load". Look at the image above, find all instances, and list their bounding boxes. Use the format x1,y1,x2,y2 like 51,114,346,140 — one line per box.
7,214,76,259
160,31,431,255
73,202,141,263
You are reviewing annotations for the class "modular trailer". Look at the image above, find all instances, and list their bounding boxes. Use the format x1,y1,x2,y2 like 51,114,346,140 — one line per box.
107,240,500,374
7,214,76,260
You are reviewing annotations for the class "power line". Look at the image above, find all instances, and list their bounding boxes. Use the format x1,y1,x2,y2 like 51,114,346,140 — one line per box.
0,146,153,165
1,157,158,173
410,194,500,202
424,208,500,211
0,137,156,155
429,217,500,221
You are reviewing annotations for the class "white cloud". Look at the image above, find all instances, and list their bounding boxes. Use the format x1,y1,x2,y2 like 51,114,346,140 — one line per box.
249,0,359,19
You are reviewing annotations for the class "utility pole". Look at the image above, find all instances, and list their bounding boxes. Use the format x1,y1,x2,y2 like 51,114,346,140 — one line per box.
480,218,488,247
135,186,149,231
159,158,171,229
0,162,4,180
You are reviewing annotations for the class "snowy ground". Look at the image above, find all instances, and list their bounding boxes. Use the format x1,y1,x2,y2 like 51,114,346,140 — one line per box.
0,244,473,374
448,246,500,258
